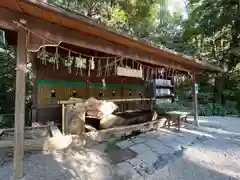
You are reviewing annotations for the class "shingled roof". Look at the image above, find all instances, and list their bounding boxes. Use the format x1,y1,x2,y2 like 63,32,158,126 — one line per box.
0,0,222,72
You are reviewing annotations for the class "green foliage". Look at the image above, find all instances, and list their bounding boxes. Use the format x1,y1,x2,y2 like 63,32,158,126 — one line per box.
198,102,239,116
49,0,161,39
0,114,14,128
154,102,191,115
155,101,239,117
0,30,33,128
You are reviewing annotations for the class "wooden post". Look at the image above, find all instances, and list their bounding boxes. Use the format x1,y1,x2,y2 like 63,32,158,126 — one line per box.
192,72,199,126
62,104,65,135
12,26,27,179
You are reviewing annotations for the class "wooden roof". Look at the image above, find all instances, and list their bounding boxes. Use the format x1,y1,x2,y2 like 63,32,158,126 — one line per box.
0,0,222,72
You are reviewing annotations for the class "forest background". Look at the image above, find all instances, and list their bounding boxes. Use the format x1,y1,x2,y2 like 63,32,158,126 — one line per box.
1,0,240,128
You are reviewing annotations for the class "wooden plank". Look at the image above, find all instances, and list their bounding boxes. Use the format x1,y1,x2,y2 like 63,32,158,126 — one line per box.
0,129,4,136
0,125,53,133
50,126,62,137
12,26,27,180
0,139,45,149
0,136,72,151
58,98,155,105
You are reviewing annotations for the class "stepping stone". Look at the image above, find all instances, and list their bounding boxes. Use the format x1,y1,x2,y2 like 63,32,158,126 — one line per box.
107,145,137,164
137,151,159,166
157,133,177,140
116,139,134,149
116,162,134,176
129,143,151,154
141,131,160,139
174,136,195,147
151,143,175,155
131,136,148,144
145,139,163,149
165,140,183,150
127,157,148,175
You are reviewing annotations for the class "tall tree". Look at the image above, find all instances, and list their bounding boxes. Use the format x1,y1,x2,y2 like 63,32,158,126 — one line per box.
182,0,240,104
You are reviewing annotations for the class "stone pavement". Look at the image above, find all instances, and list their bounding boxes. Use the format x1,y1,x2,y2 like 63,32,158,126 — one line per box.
112,127,202,179
1,116,240,180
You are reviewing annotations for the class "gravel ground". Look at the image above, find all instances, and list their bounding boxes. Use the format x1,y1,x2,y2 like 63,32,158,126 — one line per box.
1,116,240,180
147,116,240,180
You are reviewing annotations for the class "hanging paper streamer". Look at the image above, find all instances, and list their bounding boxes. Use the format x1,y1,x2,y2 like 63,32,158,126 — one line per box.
105,58,109,77
68,50,72,74
90,56,95,70
140,65,143,79
169,68,173,78
37,46,47,65
42,43,47,65
114,57,117,75
55,46,59,70
108,58,112,76
171,69,175,78
148,68,151,81
49,55,55,66
120,58,124,67
150,68,153,81
155,68,158,79
146,67,149,81
97,59,101,77
160,68,164,79
143,66,146,80
88,57,93,76
88,58,90,76
75,55,82,76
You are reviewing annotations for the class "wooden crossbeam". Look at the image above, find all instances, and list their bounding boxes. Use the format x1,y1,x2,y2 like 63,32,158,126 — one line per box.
58,98,155,105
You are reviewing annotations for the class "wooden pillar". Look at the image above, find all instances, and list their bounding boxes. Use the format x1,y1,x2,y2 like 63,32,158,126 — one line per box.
12,27,27,180
192,72,199,126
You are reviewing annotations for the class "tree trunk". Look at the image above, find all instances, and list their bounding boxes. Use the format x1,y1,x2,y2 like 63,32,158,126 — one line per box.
214,74,224,104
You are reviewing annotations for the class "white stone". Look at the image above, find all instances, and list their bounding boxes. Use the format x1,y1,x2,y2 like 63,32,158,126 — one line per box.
116,140,134,149
129,143,152,154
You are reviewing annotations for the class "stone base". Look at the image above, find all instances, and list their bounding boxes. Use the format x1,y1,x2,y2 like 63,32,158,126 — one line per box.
84,117,167,143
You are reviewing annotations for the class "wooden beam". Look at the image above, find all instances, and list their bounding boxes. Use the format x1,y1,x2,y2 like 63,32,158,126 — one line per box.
12,25,27,180
0,139,46,150
0,129,4,136
0,7,197,72
192,72,199,126
58,98,154,105
49,126,62,137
